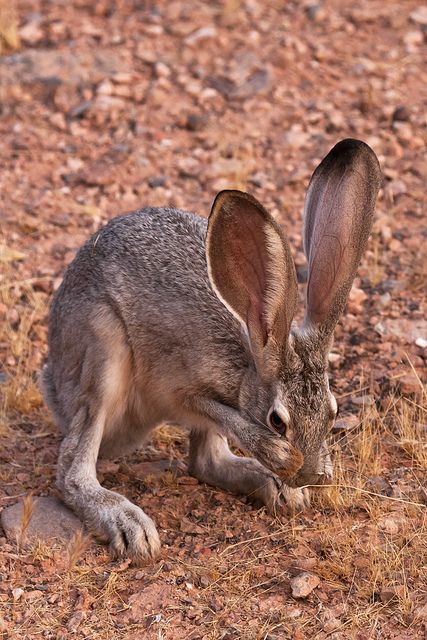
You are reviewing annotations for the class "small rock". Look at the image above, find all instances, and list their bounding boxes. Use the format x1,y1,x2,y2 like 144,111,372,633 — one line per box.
368,476,393,496
378,514,406,536
67,611,86,632
290,572,320,598
148,176,166,188
415,337,427,349
328,352,341,366
379,585,405,603
49,112,67,131
404,30,423,50
283,125,310,149
378,292,391,308
392,105,411,122
184,113,207,132
12,588,24,602
185,26,217,45
289,557,317,576
347,286,368,314
351,394,375,407
199,574,210,588
410,6,427,25
1,496,82,544
396,374,421,396
332,415,360,433
322,608,341,633
19,20,43,45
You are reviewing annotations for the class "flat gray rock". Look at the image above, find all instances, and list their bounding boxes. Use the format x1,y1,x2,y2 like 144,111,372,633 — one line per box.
1,496,82,544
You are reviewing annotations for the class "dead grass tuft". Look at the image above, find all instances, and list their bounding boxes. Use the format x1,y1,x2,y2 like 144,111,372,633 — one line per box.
67,529,90,572
17,493,33,549
0,0,20,54
0,269,47,433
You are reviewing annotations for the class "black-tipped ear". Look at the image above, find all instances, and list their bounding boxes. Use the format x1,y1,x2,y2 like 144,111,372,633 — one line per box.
206,190,298,375
303,139,381,337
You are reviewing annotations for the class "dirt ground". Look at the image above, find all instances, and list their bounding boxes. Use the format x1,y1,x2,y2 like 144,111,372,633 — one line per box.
1,1,426,638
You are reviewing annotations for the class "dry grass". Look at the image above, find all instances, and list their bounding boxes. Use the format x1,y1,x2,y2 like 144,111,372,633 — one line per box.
0,268,47,433
16,493,33,549
1,245,426,639
0,0,19,54
66,529,91,572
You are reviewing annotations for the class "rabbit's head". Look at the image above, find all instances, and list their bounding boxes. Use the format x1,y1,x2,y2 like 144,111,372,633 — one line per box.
206,139,381,487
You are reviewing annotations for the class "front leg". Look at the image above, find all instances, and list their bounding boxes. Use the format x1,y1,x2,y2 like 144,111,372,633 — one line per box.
188,397,304,482
189,429,310,513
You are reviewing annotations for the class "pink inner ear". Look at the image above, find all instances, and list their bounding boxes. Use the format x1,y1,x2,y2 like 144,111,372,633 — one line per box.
307,233,345,322
223,207,269,343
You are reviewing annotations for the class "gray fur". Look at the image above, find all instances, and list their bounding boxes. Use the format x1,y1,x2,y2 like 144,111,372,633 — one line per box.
42,139,381,561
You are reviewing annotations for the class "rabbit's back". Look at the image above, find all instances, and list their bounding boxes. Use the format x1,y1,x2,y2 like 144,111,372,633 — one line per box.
45,207,247,435
52,207,240,340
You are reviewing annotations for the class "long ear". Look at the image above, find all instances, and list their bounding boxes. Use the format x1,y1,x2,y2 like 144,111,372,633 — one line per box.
303,139,381,338
206,190,298,377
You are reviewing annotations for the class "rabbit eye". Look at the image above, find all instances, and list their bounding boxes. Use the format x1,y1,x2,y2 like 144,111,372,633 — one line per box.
268,410,286,434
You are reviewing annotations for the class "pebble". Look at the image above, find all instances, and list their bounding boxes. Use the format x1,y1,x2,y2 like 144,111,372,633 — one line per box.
12,588,24,602
19,20,43,45
392,105,411,122
332,415,360,433
396,373,421,396
410,6,427,25
290,572,320,598
185,26,217,45
368,476,393,496
67,611,86,632
378,513,406,536
379,585,405,603
351,394,375,407
289,557,317,576
347,286,368,314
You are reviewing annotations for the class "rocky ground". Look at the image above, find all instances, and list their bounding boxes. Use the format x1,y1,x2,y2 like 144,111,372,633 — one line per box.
0,1,426,638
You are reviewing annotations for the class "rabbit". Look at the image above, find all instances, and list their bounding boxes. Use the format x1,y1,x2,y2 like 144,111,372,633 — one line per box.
42,138,381,563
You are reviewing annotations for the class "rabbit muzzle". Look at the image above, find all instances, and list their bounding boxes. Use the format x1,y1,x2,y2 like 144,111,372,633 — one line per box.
288,455,333,488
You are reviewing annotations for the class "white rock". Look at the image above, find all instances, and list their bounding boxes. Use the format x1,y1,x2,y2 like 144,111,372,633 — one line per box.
12,588,24,602
410,6,427,25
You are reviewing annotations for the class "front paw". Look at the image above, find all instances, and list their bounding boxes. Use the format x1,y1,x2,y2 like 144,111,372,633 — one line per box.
84,494,160,564
280,485,310,512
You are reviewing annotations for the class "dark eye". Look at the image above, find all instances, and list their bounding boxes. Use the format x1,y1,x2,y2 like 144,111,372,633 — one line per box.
268,410,286,434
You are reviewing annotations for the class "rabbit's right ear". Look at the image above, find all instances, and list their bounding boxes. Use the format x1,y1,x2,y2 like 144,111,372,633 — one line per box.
206,190,298,378
303,139,381,340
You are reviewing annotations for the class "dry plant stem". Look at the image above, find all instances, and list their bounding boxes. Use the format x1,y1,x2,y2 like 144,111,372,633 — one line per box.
66,528,90,572
17,493,33,549
0,0,20,53
307,484,426,508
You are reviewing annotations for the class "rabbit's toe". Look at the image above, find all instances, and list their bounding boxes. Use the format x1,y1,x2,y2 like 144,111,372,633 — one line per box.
101,500,160,563
280,485,310,512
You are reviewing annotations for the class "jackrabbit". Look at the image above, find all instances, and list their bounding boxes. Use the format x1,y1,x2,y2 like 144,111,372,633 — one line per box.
42,139,381,562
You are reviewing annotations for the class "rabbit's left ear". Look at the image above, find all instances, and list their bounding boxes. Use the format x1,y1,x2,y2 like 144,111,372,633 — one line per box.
303,139,381,339
207,190,298,378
